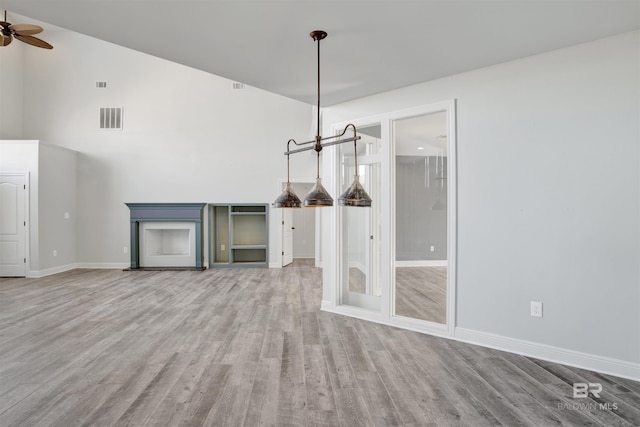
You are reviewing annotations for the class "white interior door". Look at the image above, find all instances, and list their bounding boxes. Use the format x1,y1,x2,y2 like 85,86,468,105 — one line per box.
340,130,382,311
0,174,27,277
282,208,293,266
359,146,382,297
291,182,315,259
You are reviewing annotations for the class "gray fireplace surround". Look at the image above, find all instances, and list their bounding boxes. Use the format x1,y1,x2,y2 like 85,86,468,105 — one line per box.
125,203,206,269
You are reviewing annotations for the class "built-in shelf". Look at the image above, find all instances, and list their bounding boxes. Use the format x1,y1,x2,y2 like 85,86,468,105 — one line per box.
210,204,268,268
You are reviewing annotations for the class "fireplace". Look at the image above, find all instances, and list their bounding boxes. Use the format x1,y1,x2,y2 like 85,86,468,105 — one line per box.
125,203,206,269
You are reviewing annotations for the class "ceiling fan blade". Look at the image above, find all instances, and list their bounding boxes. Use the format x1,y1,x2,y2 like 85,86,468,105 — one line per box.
0,34,12,46
10,23,43,35
15,34,53,49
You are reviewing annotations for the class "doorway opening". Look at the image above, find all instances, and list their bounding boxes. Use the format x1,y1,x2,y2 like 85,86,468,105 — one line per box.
280,181,317,268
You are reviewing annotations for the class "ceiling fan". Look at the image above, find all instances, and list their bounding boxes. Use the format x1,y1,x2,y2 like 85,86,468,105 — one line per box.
0,11,53,49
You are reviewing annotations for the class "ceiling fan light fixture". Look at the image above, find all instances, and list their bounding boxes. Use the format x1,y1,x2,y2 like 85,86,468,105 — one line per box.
0,11,53,49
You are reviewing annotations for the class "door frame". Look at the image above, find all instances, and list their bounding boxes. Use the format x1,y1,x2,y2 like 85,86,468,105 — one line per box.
0,172,30,277
324,99,457,338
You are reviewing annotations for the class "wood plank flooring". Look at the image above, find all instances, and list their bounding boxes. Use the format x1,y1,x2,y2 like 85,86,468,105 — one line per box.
350,266,446,324
1,263,638,426
395,267,446,324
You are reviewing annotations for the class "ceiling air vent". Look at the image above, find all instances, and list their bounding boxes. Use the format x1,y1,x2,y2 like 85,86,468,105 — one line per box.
100,107,123,130
96,81,107,88
232,82,244,89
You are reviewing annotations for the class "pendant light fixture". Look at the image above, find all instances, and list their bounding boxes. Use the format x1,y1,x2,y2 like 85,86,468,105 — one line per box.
273,30,371,209
338,139,372,207
272,139,302,208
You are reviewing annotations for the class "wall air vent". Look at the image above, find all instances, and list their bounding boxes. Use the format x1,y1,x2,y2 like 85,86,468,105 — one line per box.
96,81,107,88
232,82,244,89
100,107,123,130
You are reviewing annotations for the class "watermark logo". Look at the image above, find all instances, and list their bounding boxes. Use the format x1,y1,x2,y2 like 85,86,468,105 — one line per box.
573,382,602,398
557,383,618,411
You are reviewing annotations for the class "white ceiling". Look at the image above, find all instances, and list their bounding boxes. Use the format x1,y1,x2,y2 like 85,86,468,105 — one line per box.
1,1,639,106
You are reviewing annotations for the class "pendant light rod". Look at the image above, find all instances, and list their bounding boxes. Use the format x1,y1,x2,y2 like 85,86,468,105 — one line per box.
283,125,361,155
311,30,326,181
285,138,296,182
284,135,360,155
311,30,326,150
352,140,359,174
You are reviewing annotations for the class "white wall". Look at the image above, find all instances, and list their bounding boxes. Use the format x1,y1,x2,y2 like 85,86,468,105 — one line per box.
38,143,76,272
323,31,640,368
0,140,76,276
19,30,314,267
0,41,24,139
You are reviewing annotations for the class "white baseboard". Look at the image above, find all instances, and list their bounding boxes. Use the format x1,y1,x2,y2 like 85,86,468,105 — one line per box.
27,263,76,278
396,260,448,267
454,327,640,382
320,299,334,312
75,262,130,270
318,304,640,381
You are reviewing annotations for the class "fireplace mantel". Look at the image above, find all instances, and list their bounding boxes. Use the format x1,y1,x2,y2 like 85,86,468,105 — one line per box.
125,203,206,269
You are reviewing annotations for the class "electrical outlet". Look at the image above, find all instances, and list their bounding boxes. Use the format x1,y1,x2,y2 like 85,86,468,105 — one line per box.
221,244,226,251
53,250,57,257
64,212,70,220
530,301,543,318
430,245,435,252
123,246,128,254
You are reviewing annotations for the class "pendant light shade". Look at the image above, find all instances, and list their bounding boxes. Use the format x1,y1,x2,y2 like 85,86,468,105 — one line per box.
338,175,372,207
273,149,302,208
304,178,333,207
273,182,302,208
339,140,371,207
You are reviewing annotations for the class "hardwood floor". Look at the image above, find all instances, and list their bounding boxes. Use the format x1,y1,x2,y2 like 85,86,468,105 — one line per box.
395,267,446,324
1,266,639,426
349,266,446,324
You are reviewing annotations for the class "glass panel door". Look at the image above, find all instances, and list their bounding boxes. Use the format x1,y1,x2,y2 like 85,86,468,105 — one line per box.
340,125,382,311
394,111,448,323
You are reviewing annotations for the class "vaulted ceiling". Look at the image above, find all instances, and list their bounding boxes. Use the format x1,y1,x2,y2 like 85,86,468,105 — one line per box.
1,1,639,106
